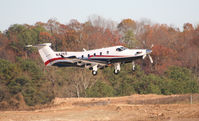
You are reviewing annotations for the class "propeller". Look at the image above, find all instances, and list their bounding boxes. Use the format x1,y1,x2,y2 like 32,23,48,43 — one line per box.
148,54,153,63
144,49,153,63
142,54,146,59
143,44,154,64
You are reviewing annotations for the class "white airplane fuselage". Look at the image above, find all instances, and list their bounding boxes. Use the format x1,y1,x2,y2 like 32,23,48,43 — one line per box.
28,43,153,75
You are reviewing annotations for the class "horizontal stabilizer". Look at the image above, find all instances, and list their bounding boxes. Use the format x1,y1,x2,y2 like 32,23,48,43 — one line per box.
26,43,52,48
25,43,55,65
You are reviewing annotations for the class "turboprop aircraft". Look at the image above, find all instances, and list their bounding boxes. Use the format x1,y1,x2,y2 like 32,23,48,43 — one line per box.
26,43,153,76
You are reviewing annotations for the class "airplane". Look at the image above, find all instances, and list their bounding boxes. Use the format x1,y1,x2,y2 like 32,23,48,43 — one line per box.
26,43,153,76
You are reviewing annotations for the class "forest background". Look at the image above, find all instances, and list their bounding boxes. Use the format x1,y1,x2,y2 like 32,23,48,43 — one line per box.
0,16,199,109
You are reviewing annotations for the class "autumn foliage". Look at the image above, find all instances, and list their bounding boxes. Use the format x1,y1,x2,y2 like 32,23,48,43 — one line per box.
0,16,199,109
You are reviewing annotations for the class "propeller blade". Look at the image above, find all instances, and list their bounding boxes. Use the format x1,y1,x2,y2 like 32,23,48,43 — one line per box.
142,54,146,59
151,44,154,48
148,55,153,63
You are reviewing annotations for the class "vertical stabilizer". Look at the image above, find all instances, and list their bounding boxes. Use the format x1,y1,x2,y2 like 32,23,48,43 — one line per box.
26,43,56,66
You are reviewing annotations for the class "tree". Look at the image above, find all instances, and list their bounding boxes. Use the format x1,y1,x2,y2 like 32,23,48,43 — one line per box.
164,66,199,94
118,18,136,33
86,80,115,97
118,19,140,48
0,59,18,81
17,58,42,80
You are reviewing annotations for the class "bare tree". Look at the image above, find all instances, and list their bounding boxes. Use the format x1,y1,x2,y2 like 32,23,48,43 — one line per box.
68,68,97,97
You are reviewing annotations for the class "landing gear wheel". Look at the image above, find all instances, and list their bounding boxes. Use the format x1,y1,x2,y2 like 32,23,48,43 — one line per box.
92,70,97,76
113,69,119,75
132,61,136,72
132,66,136,71
114,63,120,75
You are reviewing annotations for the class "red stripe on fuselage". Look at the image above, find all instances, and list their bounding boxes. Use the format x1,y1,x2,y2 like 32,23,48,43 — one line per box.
45,57,64,66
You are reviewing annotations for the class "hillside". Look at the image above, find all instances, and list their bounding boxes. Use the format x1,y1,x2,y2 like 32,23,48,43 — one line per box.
0,17,199,109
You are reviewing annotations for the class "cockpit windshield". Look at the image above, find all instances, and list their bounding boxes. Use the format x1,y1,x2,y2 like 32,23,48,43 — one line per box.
116,47,128,52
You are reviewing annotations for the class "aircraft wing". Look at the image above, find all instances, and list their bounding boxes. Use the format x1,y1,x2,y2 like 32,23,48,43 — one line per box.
62,56,107,68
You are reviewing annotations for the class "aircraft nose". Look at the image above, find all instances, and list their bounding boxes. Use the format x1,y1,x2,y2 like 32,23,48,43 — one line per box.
146,49,152,54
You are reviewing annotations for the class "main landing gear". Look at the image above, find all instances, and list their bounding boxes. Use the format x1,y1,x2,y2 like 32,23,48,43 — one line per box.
113,61,136,75
132,61,136,71
91,61,136,76
92,65,98,76
92,70,97,75
114,63,120,75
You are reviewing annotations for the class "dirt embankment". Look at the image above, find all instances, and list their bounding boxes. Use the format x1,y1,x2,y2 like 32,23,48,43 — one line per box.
0,94,199,121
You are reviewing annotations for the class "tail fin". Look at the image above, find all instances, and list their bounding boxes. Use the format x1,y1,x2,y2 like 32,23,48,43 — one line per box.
26,43,56,66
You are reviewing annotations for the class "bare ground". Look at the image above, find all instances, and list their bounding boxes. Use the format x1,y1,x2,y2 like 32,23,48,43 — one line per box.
1,94,199,121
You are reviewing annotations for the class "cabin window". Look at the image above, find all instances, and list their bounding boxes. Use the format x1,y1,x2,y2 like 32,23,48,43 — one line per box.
100,52,102,55
116,47,127,52
94,53,96,56
136,51,142,55
88,54,90,57
82,55,84,58
107,51,109,54
116,48,122,52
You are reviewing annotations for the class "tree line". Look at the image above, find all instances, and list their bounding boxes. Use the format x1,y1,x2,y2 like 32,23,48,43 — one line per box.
0,16,198,109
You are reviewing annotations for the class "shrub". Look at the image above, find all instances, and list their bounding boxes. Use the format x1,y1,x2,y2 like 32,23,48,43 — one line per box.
7,80,22,94
0,89,5,102
0,59,18,81
118,80,135,96
86,80,115,97
164,66,199,94
18,58,42,80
